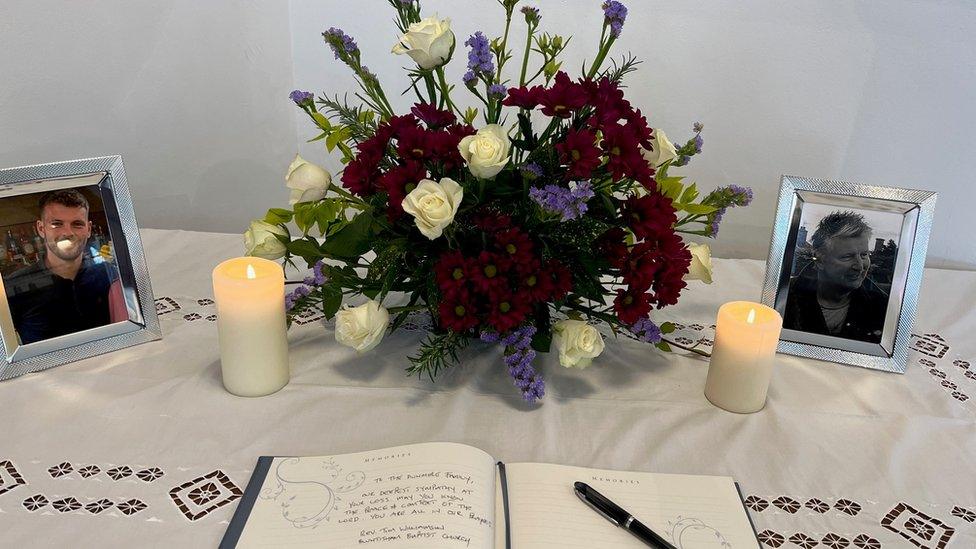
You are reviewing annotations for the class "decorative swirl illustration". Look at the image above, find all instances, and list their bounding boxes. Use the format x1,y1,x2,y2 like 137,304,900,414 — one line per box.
667,516,732,548
258,457,366,528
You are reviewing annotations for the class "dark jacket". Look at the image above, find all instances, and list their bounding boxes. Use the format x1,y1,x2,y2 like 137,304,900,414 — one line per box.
783,274,890,343
5,257,116,345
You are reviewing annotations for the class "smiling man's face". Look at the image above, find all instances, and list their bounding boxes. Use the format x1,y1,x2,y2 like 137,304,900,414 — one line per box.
36,203,91,261
816,233,871,291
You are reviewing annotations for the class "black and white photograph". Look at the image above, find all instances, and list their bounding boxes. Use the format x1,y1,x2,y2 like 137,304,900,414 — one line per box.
1,186,125,345
783,204,903,344
762,176,937,372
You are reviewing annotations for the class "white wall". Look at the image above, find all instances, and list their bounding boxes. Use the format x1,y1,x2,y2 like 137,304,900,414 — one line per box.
2,1,974,269
0,0,298,234
291,0,976,269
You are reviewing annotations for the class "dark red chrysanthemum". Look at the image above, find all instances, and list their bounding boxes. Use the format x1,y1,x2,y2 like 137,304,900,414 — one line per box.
427,128,469,171
539,72,588,118
601,124,644,182
486,289,531,333
517,260,553,302
410,103,456,129
495,228,535,270
434,250,473,296
544,259,573,300
439,292,480,332
623,108,653,151
556,128,602,179
620,241,662,292
614,288,652,325
340,149,382,196
621,193,677,241
472,210,513,233
650,233,691,308
377,160,427,219
396,125,432,161
470,251,509,295
502,85,544,109
584,77,632,128
596,227,629,269
387,114,420,138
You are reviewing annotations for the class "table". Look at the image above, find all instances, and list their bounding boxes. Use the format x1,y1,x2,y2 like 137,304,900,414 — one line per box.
1,229,974,548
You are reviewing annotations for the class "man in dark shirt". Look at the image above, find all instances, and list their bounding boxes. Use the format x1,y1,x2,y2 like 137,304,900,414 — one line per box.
784,211,890,343
4,189,115,345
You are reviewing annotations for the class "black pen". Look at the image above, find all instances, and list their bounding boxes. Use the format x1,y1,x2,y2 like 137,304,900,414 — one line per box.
574,481,677,549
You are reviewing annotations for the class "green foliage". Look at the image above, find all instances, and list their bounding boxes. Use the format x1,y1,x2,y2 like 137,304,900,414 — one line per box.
263,208,293,225
321,211,376,258
406,331,468,382
660,322,676,334
319,283,343,320
363,239,408,300
285,237,324,267
317,94,378,144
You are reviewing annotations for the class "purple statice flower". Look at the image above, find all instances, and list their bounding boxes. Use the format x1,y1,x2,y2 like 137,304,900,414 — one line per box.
464,32,494,79
630,317,662,344
323,27,359,60
520,162,544,180
480,329,501,343
693,133,703,153
602,1,628,38
693,121,704,133
708,208,726,237
521,5,541,25
488,83,507,99
285,284,312,312
496,325,545,403
302,260,328,287
529,181,595,221
726,184,753,207
289,90,314,107
462,71,478,86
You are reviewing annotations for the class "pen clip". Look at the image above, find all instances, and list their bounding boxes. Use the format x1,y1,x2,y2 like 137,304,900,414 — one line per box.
574,482,622,526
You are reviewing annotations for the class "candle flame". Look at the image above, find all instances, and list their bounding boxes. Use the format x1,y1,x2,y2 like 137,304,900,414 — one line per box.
246,264,257,279
747,308,756,324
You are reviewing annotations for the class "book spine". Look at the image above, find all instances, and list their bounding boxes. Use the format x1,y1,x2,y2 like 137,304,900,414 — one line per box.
497,461,512,549
219,456,274,549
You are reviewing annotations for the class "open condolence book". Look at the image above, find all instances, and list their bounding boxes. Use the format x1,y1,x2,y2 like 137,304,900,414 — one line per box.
221,442,759,548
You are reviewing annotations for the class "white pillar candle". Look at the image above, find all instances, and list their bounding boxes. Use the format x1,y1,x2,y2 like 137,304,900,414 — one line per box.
212,257,289,397
704,301,782,413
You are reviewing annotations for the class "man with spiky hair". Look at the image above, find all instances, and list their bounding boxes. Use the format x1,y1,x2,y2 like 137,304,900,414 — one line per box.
784,210,890,343
4,189,119,344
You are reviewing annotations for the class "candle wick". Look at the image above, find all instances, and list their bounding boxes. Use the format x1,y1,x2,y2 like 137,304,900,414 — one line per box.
246,264,257,279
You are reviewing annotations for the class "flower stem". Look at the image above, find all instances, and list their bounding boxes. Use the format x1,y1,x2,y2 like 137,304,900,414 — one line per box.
518,24,534,86
435,67,461,116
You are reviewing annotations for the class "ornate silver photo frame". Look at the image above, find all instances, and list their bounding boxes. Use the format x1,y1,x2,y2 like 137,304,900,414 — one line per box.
761,175,936,373
0,156,160,380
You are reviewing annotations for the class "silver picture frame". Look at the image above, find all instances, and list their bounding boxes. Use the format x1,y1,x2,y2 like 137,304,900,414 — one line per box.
0,156,160,380
761,175,936,373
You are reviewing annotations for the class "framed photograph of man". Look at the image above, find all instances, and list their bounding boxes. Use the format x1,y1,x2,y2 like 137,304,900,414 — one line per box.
0,156,160,380
761,176,937,373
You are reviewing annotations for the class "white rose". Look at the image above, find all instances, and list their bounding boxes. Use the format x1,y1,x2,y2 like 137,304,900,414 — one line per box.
552,319,605,369
457,124,511,179
642,129,678,167
244,220,288,260
401,177,463,240
286,154,331,205
685,242,713,284
391,16,455,70
334,300,390,353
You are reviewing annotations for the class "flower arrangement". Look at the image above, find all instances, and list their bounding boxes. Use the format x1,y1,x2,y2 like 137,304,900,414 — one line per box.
245,0,752,403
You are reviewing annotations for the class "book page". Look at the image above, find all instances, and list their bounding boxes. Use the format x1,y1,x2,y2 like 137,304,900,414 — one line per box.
504,463,758,549
236,442,497,549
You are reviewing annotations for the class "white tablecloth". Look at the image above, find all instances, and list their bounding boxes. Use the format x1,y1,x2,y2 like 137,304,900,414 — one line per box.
1,228,974,549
